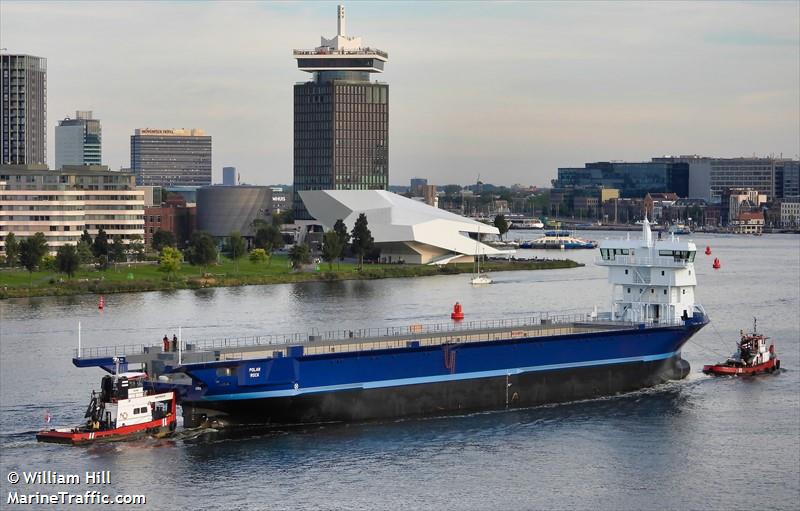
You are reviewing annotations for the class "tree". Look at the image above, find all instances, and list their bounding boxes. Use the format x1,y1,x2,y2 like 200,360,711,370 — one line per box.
4,232,19,267
350,213,374,271
249,248,268,264
55,244,80,278
158,247,182,280
321,230,343,270
186,231,217,270
127,234,146,262
152,229,176,252
333,219,351,266
76,240,94,264
226,231,247,272
272,210,293,227
92,228,109,258
80,230,93,246
494,214,509,241
109,236,127,266
288,243,310,270
254,225,284,266
18,232,48,286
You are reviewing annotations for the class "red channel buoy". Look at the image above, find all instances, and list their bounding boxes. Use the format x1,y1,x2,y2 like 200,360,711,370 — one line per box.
451,302,465,321
705,246,712,255
98,295,105,310
712,258,721,270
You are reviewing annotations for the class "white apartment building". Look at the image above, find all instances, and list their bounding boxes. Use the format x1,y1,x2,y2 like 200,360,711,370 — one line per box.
780,198,800,228
0,165,144,254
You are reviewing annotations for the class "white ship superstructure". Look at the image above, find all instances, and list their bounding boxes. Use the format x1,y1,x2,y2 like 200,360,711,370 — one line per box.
597,217,699,324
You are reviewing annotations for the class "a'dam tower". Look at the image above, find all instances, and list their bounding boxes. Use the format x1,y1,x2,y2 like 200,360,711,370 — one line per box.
292,4,389,220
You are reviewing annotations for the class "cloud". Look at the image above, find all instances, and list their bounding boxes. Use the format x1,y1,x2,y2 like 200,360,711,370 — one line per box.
1,0,798,186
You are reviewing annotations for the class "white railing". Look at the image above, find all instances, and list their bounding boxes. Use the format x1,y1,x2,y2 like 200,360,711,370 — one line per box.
596,255,690,268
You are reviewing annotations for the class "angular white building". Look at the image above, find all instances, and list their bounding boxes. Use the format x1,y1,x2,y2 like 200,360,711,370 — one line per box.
300,190,508,265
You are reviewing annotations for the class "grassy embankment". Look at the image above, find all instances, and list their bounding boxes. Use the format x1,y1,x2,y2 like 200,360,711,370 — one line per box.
0,255,583,299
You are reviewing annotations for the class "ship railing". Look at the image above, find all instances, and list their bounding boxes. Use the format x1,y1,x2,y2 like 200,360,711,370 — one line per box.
74,343,150,359
595,255,689,268
73,313,686,359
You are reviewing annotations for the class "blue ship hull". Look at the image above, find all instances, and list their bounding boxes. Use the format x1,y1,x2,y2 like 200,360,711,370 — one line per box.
175,318,707,427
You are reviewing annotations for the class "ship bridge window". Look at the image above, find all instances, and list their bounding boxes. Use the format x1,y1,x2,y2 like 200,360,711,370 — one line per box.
658,250,696,262
601,248,630,260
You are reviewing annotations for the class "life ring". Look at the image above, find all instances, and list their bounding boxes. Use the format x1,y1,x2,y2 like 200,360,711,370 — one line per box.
120,412,128,420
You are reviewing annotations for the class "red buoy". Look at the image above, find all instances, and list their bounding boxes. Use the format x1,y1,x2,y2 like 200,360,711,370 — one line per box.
712,258,721,270
98,295,105,310
705,246,711,255
451,302,465,321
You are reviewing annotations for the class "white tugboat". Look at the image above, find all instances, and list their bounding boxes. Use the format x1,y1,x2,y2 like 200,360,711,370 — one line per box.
37,361,176,445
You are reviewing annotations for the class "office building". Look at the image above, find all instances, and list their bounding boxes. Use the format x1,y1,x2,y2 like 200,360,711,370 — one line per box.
410,178,427,196
555,161,689,199
130,128,212,187
0,164,144,254
782,161,799,199
292,5,389,219
55,111,101,169
222,166,238,186
653,155,797,202
1,54,47,165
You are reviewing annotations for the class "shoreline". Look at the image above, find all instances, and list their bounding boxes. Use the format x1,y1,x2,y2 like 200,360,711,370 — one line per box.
0,258,583,299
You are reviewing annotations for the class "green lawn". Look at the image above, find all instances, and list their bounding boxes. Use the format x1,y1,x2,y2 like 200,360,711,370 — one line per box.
0,255,581,299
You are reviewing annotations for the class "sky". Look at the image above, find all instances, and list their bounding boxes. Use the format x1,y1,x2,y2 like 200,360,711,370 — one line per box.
1,1,798,187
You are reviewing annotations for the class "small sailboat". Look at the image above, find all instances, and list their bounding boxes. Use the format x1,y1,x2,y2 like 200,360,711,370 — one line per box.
471,228,493,285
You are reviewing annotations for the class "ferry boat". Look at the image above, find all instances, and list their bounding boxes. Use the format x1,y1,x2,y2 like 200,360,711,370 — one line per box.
37,368,176,444
72,218,706,428
510,219,545,230
519,230,597,249
703,320,780,376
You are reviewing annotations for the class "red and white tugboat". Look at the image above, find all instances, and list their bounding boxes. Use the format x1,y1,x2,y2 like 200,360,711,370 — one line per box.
37,364,176,445
703,319,780,376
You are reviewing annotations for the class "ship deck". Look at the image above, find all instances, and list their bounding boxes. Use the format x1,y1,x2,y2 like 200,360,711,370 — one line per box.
74,314,684,377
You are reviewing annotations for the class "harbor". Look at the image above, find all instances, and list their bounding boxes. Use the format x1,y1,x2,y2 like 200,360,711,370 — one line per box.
1,231,797,509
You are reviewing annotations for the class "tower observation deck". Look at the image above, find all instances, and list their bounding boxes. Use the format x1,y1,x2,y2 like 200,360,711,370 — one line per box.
293,4,388,82
292,4,390,220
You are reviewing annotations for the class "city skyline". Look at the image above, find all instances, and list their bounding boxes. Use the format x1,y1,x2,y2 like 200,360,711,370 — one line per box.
1,1,798,186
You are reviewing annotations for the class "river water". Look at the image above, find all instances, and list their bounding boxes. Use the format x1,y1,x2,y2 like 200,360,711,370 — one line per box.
1,231,798,510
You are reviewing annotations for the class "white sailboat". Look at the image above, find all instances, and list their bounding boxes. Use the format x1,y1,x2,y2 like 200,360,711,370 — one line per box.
471,227,493,285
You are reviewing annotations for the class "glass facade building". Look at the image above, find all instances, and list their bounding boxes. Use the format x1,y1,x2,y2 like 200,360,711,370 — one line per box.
55,111,101,168
130,128,212,187
292,5,389,220
1,54,47,165
555,162,689,198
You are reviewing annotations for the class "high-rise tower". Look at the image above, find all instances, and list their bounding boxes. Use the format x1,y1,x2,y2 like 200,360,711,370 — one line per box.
292,4,389,220
1,53,47,165
55,110,102,169
130,128,212,187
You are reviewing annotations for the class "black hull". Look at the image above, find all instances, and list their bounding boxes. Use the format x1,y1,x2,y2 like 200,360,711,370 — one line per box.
182,355,691,428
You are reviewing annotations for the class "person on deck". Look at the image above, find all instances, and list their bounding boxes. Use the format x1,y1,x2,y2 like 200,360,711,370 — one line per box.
172,334,178,352
163,335,170,352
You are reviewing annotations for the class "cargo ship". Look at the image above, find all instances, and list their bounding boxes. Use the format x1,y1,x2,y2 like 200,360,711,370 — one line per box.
74,218,707,428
